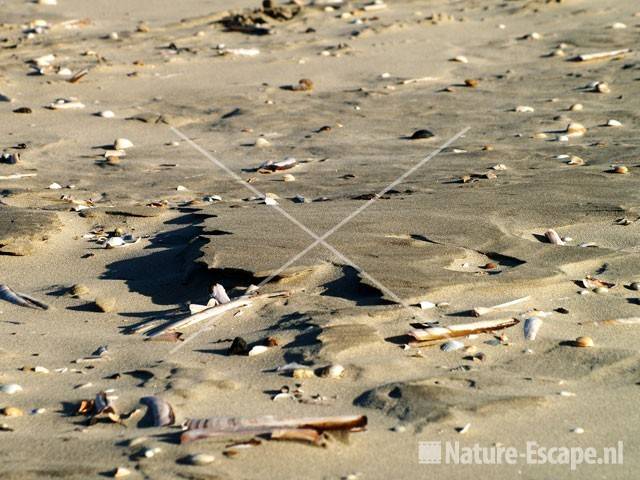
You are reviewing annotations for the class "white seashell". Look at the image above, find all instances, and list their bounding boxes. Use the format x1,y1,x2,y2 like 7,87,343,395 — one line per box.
457,423,471,434
515,105,534,113
523,316,542,341
113,138,133,150
572,427,584,434
113,467,131,478
544,229,565,245
567,156,584,166
451,55,468,63
607,119,622,127
282,174,295,182
0,384,23,395
222,48,260,57
569,103,583,111
248,345,269,356
38,0,58,4
264,197,278,206
595,82,610,93
103,149,126,159
566,122,587,137
186,453,215,465
48,99,85,110
105,237,126,248
441,340,465,352
419,300,436,310
48,182,62,189
176,185,188,191
57,67,72,76
321,364,345,378
99,110,115,118
34,366,49,373
611,22,627,29
254,137,271,148
211,284,230,304
557,135,569,142
33,54,55,67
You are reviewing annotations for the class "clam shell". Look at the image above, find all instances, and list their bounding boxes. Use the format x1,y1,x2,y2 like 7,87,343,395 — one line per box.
248,345,269,356
0,284,49,310
523,316,542,341
575,336,594,348
441,340,465,352
185,453,215,465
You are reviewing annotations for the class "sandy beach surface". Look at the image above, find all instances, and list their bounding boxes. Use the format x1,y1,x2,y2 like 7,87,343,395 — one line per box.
1,0,640,478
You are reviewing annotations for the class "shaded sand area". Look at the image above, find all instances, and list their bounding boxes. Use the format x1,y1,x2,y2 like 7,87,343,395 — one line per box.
1,0,640,478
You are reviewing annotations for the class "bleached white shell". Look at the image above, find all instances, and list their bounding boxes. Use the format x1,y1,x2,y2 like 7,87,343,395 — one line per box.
248,345,269,356
607,119,622,127
524,316,542,341
99,110,115,118
0,384,23,395
105,237,126,248
186,453,215,465
441,340,464,352
254,137,271,148
48,182,62,190
419,300,436,310
114,138,133,150
515,105,534,113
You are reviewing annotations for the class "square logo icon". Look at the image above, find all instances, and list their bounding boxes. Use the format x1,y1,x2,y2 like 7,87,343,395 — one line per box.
419,441,442,464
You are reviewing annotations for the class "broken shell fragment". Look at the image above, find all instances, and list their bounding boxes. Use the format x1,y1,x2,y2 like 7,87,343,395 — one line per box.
515,105,534,113
523,317,542,341
607,119,622,127
114,138,134,150
409,129,434,140
140,396,175,427
545,229,565,245
566,122,587,137
569,103,583,111
248,345,269,356
112,467,131,478
2,407,24,417
612,166,628,174
0,285,49,310
318,364,345,378
254,137,271,148
0,384,23,395
574,336,594,348
99,110,115,118
184,453,215,466
292,368,315,379
567,155,584,166
282,173,295,182
48,98,85,110
441,340,465,352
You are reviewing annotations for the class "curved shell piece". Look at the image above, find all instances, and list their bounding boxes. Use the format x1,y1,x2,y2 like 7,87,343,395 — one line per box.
441,340,465,352
544,229,565,245
524,317,542,341
140,396,175,427
0,284,49,310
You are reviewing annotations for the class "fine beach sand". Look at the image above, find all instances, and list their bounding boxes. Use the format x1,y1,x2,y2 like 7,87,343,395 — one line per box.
1,0,640,478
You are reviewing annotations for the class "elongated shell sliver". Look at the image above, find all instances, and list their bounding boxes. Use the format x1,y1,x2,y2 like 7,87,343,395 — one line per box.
524,317,542,341
140,396,175,427
0,284,49,310
181,415,367,444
